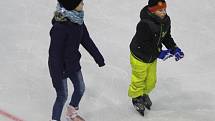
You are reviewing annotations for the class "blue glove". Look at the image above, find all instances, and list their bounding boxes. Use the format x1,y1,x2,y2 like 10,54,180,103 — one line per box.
170,47,184,61
158,49,173,61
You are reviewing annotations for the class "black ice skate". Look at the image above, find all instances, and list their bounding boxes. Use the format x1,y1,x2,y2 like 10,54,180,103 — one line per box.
142,94,152,110
132,96,145,116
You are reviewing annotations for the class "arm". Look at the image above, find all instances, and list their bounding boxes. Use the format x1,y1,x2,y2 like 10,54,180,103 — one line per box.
162,25,177,50
162,24,184,61
81,24,105,67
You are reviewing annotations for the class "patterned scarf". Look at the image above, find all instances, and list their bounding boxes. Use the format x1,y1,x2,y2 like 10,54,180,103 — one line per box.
54,3,84,25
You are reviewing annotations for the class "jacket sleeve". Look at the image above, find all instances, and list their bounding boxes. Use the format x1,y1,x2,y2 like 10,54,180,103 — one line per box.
81,24,105,67
162,25,177,50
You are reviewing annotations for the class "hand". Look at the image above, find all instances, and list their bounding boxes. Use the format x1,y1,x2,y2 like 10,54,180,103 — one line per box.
158,49,173,61
170,47,184,61
98,62,105,67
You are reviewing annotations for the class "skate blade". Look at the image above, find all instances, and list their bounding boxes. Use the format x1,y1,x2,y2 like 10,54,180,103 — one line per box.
133,105,145,116
145,106,151,110
139,112,144,116
65,116,85,121
66,116,72,121
143,102,152,110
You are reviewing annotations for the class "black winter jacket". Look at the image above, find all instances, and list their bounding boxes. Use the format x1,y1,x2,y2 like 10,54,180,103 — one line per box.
130,6,177,63
48,19,105,81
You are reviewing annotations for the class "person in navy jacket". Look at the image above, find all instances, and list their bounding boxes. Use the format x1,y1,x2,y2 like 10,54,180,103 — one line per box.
48,0,105,121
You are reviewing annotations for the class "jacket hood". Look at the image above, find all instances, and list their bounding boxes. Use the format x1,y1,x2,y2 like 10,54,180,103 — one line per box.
140,6,151,20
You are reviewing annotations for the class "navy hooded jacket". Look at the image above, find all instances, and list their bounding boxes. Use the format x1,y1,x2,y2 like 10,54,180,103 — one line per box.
48,19,105,81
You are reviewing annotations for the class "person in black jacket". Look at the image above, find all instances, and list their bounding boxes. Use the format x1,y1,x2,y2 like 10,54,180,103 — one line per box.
128,0,184,116
48,0,105,121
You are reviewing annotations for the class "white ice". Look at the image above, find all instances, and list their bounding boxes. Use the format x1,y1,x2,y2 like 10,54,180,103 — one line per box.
0,0,215,121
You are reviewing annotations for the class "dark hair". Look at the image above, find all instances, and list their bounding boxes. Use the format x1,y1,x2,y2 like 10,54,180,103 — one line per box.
57,0,82,10
148,0,166,7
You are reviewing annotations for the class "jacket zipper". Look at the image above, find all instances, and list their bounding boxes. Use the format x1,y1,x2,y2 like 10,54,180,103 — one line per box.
148,56,152,62
157,24,163,46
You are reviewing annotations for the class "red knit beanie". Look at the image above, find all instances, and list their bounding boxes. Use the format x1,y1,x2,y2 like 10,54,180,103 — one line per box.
148,0,167,13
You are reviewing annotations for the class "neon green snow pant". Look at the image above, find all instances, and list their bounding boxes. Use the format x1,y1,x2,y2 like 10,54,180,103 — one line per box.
128,54,157,98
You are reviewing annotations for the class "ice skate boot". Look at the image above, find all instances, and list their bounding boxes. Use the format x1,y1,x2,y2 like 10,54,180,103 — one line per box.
142,94,152,110
66,105,85,121
132,96,145,116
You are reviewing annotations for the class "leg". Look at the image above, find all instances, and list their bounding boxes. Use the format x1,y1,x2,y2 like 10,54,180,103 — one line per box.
128,54,147,98
128,54,149,116
68,70,85,108
66,70,85,121
142,60,157,110
52,78,68,121
145,60,157,94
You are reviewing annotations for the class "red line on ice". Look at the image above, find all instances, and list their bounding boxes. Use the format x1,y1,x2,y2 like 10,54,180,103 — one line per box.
0,109,24,121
